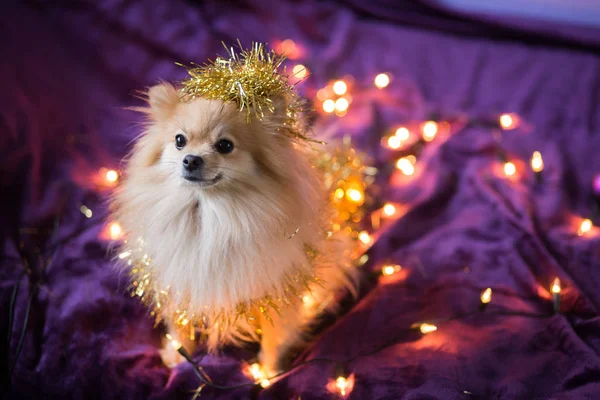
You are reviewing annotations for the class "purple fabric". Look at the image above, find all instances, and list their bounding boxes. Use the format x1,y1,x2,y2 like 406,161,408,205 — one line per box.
3,0,600,398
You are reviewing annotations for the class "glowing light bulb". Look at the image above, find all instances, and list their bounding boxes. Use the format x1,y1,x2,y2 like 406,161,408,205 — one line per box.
499,113,519,130
578,219,592,236
395,127,409,140
358,231,372,245
422,121,438,142
480,288,492,304
336,376,349,396
109,222,123,240
396,157,415,176
292,64,308,79
419,323,437,334
105,169,118,183
334,188,345,199
503,161,516,177
530,151,544,173
387,135,401,149
382,203,396,216
333,80,347,95
382,264,401,276
335,97,349,112
346,188,363,203
302,294,315,307
79,205,93,218
323,99,335,113
374,73,390,88
260,379,270,388
551,277,561,294
165,333,182,350
249,363,262,379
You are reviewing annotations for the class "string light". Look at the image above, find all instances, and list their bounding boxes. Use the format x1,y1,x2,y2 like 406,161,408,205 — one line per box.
419,323,437,334
530,151,544,173
346,188,363,203
551,277,561,313
165,333,182,350
79,205,93,219
335,97,349,112
578,219,592,236
292,64,308,79
395,127,410,140
374,73,390,88
109,222,123,240
382,203,396,217
358,231,372,245
499,113,519,130
335,375,351,396
396,157,415,176
422,121,438,142
323,99,335,113
105,169,119,183
480,288,492,304
387,135,402,149
381,264,401,276
503,161,516,177
333,80,347,95
302,294,315,307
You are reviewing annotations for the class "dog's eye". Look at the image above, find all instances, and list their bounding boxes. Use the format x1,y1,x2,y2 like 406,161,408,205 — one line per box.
215,139,234,154
175,134,187,150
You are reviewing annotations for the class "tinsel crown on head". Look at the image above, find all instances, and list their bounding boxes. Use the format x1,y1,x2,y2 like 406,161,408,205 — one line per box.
178,41,317,143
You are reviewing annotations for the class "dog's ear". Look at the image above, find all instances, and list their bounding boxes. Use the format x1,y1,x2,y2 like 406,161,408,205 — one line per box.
147,82,180,120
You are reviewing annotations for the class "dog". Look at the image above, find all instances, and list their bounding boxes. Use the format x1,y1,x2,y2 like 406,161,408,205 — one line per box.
112,82,356,374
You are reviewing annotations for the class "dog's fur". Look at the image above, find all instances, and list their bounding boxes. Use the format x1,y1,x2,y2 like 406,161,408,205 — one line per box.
113,83,355,372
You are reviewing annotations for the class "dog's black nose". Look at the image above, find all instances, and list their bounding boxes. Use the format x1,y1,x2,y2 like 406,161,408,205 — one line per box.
182,155,204,171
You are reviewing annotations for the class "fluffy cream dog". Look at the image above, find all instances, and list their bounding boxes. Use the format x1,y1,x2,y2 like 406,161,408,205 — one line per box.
112,82,355,373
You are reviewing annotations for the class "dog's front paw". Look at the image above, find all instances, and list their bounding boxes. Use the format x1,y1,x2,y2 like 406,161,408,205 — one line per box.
159,344,185,368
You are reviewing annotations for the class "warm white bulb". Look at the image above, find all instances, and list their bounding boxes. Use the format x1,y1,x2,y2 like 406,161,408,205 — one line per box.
105,169,118,183
323,99,335,113
382,264,401,276
332,80,347,95
346,188,363,203
396,157,415,176
578,219,592,236
260,379,271,388
422,121,438,142
387,135,401,149
480,288,492,304
165,333,182,350
419,323,437,334
499,113,519,130
109,222,123,240
335,97,349,112
336,376,349,396
503,162,516,176
382,203,396,216
551,277,561,294
292,64,308,79
395,127,409,140
530,151,544,173
374,73,390,88
358,231,372,245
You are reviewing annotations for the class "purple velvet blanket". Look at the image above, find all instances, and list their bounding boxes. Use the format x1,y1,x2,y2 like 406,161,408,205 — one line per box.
3,1,600,399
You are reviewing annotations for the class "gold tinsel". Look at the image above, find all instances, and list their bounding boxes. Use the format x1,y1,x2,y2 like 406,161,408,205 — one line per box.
178,42,316,143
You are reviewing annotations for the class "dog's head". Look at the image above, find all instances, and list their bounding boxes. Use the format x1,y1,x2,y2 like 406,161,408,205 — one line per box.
128,82,301,195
